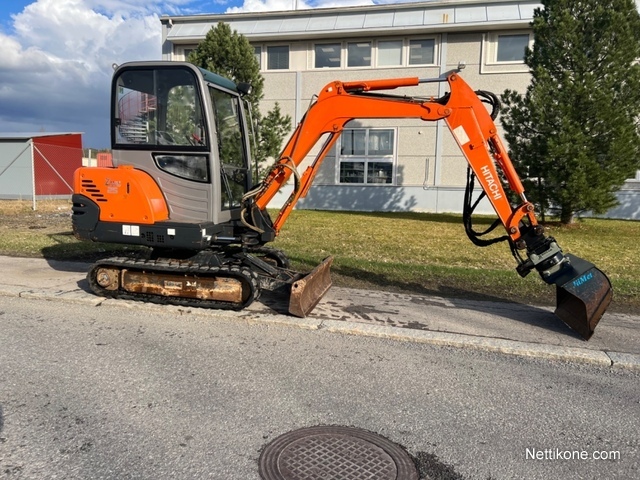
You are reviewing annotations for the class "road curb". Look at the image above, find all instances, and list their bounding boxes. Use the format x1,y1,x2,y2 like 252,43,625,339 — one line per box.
2,287,639,371
606,351,640,371
319,319,614,367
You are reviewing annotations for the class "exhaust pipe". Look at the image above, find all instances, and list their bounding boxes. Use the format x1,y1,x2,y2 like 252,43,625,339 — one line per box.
553,254,613,340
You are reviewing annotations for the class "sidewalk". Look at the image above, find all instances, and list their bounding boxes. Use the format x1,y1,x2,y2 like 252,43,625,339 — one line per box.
1,255,638,369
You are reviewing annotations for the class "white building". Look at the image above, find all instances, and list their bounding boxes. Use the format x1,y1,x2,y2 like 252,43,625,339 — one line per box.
160,0,640,219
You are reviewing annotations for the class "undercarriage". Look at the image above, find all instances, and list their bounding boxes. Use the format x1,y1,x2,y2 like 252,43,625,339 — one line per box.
85,247,333,317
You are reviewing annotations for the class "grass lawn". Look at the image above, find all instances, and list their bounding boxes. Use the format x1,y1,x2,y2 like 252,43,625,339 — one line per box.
1,199,638,313
273,209,639,312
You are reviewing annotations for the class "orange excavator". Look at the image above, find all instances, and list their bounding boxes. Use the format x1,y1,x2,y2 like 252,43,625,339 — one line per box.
72,61,612,339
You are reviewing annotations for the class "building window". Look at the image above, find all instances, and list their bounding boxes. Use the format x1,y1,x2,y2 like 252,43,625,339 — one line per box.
347,41,372,67
176,46,196,61
496,34,530,62
267,45,289,70
253,46,262,68
315,43,341,68
482,31,532,72
409,39,435,65
377,40,403,66
338,128,395,184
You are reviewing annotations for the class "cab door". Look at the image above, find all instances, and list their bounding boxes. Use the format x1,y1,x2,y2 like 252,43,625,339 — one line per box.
207,85,252,223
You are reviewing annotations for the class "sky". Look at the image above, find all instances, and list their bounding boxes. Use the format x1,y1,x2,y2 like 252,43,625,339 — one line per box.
0,0,424,148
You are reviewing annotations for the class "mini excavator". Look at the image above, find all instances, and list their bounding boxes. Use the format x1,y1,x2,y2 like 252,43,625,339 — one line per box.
72,61,612,339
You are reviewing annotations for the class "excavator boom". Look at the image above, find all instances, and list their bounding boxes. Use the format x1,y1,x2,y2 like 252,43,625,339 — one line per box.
242,71,612,339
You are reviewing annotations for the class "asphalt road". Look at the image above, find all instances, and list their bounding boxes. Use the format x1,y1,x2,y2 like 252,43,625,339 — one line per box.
1,296,638,479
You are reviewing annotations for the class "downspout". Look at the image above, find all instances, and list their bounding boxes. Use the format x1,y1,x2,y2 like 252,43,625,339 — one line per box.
160,16,173,60
30,139,36,210
432,33,448,213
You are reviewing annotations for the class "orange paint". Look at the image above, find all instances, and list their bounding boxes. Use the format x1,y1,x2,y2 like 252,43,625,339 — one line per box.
74,165,169,224
254,72,539,241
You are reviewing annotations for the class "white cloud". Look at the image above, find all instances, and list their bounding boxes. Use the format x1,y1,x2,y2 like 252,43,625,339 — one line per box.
226,0,310,12
0,0,189,147
0,0,411,146
225,0,377,13
12,1,161,74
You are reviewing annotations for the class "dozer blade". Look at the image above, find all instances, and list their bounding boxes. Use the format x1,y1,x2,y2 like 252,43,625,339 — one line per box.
553,254,613,340
289,256,334,317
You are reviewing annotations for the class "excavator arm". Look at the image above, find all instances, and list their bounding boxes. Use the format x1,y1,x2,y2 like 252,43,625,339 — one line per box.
249,73,536,241
243,72,612,339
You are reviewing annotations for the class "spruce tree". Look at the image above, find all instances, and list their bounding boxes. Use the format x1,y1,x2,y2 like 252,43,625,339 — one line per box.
188,22,292,176
501,0,640,223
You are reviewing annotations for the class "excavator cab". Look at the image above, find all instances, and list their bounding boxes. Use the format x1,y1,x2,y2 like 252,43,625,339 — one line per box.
110,62,252,228
73,62,331,316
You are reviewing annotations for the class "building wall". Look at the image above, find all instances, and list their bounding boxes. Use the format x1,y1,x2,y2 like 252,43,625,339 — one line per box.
250,30,533,214
32,134,82,196
34,133,82,149
0,139,33,198
0,133,82,198
608,183,640,219
162,0,640,219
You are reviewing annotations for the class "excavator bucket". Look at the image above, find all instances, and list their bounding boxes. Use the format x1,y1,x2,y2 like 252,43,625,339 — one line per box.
553,254,613,340
289,256,334,317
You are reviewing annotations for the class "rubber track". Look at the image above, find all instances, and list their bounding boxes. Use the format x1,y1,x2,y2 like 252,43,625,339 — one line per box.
87,256,260,311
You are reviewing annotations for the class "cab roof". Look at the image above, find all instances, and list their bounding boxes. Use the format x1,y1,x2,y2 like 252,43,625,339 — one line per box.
197,66,239,93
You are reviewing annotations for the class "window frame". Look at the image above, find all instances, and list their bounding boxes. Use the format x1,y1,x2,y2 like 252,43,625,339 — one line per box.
176,45,197,61
112,65,209,152
311,36,438,71
408,38,437,66
208,84,251,209
266,45,290,71
376,39,404,67
485,30,533,66
496,33,531,63
347,41,373,68
253,45,262,70
336,127,397,185
314,42,343,69
153,153,210,183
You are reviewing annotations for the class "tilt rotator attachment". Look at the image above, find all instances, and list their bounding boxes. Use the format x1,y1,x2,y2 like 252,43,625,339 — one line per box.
515,227,612,340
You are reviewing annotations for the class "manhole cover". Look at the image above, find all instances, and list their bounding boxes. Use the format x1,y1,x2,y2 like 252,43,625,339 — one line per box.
259,425,419,480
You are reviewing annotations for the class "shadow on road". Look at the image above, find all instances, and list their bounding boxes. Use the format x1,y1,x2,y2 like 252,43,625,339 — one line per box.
413,451,468,480
41,247,581,340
